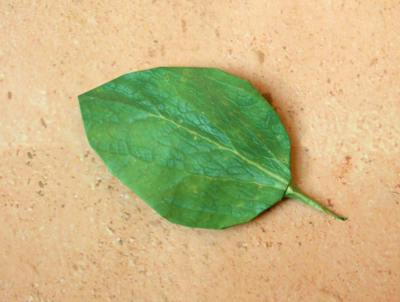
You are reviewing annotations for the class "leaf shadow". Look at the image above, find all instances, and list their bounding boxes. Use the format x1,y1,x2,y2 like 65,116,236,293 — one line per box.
259,91,302,219
259,90,301,184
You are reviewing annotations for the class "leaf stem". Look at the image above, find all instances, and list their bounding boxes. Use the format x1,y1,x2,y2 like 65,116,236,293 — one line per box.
285,185,347,221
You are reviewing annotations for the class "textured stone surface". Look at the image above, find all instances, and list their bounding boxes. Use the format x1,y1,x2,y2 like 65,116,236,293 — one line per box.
1,1,399,301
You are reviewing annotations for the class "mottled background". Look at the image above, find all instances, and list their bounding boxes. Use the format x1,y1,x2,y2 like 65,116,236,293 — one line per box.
1,1,399,301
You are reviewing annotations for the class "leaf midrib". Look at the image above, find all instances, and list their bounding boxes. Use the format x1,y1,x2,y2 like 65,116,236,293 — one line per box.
153,113,287,185
87,94,288,186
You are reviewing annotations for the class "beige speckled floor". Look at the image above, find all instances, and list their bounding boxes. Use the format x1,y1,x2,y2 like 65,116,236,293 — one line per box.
1,1,400,301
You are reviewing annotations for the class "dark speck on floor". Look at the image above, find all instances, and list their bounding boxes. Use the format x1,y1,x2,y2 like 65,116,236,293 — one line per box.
181,19,187,33
40,117,47,128
255,50,265,64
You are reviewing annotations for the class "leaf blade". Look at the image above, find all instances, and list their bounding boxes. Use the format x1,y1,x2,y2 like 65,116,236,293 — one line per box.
79,67,292,228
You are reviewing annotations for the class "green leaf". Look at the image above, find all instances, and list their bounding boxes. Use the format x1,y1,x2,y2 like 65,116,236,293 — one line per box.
79,67,346,229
